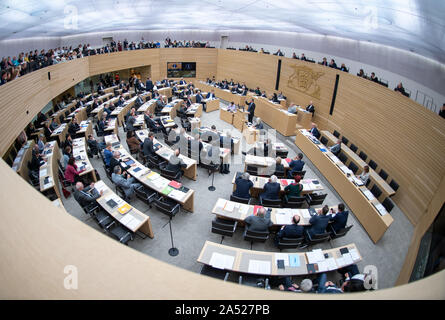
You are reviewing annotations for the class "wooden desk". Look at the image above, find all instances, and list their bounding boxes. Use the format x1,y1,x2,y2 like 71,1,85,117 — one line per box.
295,129,393,243
244,154,290,175
203,98,220,112
94,180,154,238
189,118,201,133
137,100,156,114
252,96,298,136
187,103,203,118
50,123,68,146
104,134,195,212
321,130,395,200
136,130,198,181
197,241,362,277
72,138,97,182
232,172,323,198
159,116,177,128
212,198,329,227
220,107,234,125
12,140,35,181
233,111,247,132
39,141,62,200
103,118,118,136
296,107,313,130
158,87,172,99
76,120,93,138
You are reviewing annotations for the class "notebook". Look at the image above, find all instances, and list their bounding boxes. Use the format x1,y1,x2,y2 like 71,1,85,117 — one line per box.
253,205,263,216
306,263,318,274
118,203,132,215
106,199,118,208
281,179,289,186
340,247,349,255
168,181,182,189
124,159,135,166
277,260,285,269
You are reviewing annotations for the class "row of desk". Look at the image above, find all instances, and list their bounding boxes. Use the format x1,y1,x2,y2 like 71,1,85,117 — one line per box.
294,129,393,243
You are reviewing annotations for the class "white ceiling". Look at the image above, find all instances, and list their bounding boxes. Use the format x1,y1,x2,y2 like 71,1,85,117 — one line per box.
0,0,444,63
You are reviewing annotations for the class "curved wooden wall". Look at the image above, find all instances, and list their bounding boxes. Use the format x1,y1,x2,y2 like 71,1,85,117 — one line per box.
0,49,444,297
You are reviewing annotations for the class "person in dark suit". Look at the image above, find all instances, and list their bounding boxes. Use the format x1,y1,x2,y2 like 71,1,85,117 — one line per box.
245,98,256,123
68,118,80,138
394,82,408,97
309,123,321,139
185,95,193,108
36,112,47,128
135,94,144,108
144,110,167,135
43,121,53,140
288,153,305,177
142,132,156,158
109,151,125,175
74,182,103,208
307,205,330,237
260,175,281,201
253,117,264,129
321,57,328,66
233,172,253,199
329,59,338,69
370,72,379,83
274,215,304,246
244,207,272,233
125,107,136,132
306,101,315,116
164,149,187,178
439,103,445,119
179,78,186,85
206,90,216,99
145,77,154,92
329,203,349,233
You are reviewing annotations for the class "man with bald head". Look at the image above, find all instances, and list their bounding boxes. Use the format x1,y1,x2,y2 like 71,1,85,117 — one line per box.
73,181,103,208
274,215,304,246
244,207,272,233
164,148,187,178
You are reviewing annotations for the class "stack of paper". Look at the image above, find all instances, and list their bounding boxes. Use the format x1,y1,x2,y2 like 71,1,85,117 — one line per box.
275,209,293,225
325,258,338,271
170,189,185,201
349,249,360,261
301,210,311,219
306,249,325,264
94,181,108,193
248,260,271,274
209,252,235,270
40,168,48,177
223,201,235,212
374,203,387,216
215,198,227,209
342,253,354,265
363,190,375,201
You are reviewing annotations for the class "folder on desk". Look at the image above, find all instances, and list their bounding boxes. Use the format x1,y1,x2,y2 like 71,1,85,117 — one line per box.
161,186,173,195
277,259,285,269
168,180,182,189
280,179,289,186
106,199,118,209
118,203,132,215
146,171,158,180
253,205,263,216
306,263,318,274
288,254,301,267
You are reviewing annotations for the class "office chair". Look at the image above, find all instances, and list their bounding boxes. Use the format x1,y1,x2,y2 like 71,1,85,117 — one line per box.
320,136,328,146
283,196,306,208
379,169,388,181
359,151,368,162
341,136,349,146
348,162,359,174
389,179,399,193
277,236,305,251
382,197,394,213
259,197,282,208
350,144,358,153
230,194,250,205
305,193,327,207
304,229,331,247
211,218,238,244
338,152,347,164
368,159,378,170
243,228,269,250
333,130,340,138
370,184,382,199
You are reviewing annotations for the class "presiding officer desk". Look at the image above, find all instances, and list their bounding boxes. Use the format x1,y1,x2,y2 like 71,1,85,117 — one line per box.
295,129,393,243
104,134,195,212
196,81,248,106
198,240,362,277
93,180,154,238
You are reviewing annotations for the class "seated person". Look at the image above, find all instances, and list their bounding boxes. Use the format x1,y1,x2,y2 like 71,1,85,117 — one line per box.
394,82,409,96
340,63,348,72
284,175,303,201
275,215,304,246
329,203,349,233
62,146,72,170
271,93,279,103
330,139,342,156
309,122,320,139
126,130,141,154
164,149,187,178
142,132,156,158
357,165,370,185
253,117,263,129
227,101,237,113
244,207,272,233
307,205,330,237
306,101,315,116
87,134,104,157
261,91,267,98
74,181,103,208
103,142,113,167
111,165,141,199
259,175,281,201
206,90,216,99
269,277,310,293
144,110,167,135
29,144,45,172
274,157,285,174
329,59,337,69
64,156,85,184
288,153,305,177
287,104,298,114
233,172,253,199
254,87,261,95
109,151,126,175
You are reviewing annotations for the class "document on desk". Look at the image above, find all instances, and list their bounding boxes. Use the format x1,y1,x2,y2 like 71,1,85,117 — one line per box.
374,203,387,216
342,253,354,266
170,189,186,201
325,258,338,271
317,261,329,272
223,201,235,212
93,180,107,193
43,177,53,189
275,210,293,225
288,254,301,267
40,168,48,177
248,260,271,274
306,249,325,264
238,205,249,215
209,252,235,270
349,249,360,261
274,253,289,267
363,190,375,201
335,257,346,268
215,198,227,210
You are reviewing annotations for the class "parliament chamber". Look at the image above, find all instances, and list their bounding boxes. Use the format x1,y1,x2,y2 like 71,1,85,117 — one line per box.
0,43,445,299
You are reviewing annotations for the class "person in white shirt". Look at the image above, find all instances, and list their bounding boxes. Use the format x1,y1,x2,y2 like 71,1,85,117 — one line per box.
357,165,370,185
227,102,237,112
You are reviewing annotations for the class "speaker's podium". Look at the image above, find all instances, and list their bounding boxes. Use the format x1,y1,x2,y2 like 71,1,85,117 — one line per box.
233,110,246,132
